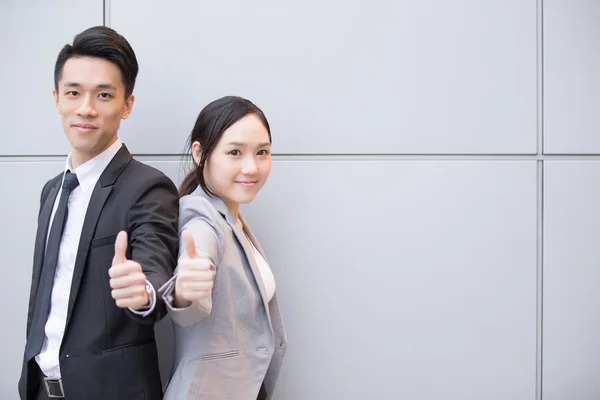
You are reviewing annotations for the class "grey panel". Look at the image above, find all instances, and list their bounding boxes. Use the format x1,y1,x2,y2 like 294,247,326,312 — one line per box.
111,1,537,155
543,1,600,154
0,161,63,399
543,161,600,399
143,159,187,187
238,160,536,399
0,0,103,156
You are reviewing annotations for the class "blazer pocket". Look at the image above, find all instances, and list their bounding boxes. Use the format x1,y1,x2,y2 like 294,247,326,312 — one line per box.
102,339,152,354
91,233,118,248
189,350,239,363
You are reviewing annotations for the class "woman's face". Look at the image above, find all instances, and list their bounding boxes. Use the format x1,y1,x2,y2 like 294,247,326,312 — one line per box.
197,113,272,213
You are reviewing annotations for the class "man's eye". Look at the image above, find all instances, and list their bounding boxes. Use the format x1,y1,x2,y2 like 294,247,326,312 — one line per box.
66,91,79,96
98,93,112,99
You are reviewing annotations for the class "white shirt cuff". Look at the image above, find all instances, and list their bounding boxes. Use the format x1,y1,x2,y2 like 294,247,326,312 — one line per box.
128,281,156,317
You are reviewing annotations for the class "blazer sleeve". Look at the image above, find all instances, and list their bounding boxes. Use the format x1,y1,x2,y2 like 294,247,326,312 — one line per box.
38,179,54,215
159,198,222,327
126,174,179,324
25,178,58,335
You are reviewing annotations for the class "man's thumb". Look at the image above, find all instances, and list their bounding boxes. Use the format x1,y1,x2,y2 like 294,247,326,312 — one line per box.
113,230,128,264
182,230,198,259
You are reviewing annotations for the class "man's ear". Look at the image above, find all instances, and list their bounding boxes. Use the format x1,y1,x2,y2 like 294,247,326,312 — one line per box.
53,89,60,114
122,94,135,119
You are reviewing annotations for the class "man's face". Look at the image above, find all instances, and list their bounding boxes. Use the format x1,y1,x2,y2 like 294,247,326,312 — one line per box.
53,56,134,166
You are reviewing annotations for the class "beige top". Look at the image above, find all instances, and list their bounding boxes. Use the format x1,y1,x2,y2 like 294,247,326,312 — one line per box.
249,239,276,302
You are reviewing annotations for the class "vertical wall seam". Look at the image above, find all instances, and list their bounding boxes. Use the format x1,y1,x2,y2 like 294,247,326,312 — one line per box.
536,0,545,399
103,0,111,27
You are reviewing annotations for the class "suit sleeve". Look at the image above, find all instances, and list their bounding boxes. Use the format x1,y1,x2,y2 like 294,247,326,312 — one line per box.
26,178,59,335
158,202,222,327
126,174,179,324
38,179,53,215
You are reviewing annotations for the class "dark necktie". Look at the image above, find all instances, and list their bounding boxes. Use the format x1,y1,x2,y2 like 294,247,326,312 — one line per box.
25,171,80,360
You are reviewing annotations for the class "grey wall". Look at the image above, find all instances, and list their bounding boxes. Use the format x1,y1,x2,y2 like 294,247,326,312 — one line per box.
1,0,598,399
543,0,600,154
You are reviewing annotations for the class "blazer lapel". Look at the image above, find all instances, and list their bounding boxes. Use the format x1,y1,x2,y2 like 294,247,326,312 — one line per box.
65,145,132,328
27,182,60,330
240,217,267,264
230,219,271,318
242,218,286,342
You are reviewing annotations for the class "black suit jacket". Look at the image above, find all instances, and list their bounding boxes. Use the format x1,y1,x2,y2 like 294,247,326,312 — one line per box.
19,145,179,400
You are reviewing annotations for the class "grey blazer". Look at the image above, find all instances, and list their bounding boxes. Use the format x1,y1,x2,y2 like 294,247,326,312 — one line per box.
158,187,287,400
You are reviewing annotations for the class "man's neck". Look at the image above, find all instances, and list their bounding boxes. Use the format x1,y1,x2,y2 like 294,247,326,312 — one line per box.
70,137,119,169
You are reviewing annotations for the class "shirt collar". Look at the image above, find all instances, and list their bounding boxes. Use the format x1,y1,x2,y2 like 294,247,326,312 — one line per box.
65,138,123,194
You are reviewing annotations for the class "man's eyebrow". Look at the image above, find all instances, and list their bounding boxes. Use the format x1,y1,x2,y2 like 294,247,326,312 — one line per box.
62,82,117,90
96,84,117,90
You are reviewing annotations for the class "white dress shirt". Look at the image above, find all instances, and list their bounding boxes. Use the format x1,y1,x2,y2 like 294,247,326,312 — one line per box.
35,139,156,378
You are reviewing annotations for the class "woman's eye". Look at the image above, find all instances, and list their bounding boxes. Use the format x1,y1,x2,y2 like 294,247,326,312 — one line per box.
229,150,241,156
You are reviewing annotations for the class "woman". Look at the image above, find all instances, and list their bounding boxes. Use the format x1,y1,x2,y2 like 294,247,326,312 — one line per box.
159,96,287,400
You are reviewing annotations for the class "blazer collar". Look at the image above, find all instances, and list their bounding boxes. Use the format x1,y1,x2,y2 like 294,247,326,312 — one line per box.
189,187,267,258
99,144,132,188
191,186,238,226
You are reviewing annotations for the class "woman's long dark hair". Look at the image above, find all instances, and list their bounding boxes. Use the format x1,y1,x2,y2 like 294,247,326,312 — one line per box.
179,96,272,198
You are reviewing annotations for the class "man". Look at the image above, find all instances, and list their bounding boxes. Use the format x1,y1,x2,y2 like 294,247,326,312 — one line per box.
18,26,179,399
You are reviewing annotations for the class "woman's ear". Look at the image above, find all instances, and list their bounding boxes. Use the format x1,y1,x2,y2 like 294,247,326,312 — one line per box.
191,141,202,166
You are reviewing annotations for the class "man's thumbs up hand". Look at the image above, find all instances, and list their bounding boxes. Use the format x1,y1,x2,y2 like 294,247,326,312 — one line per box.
109,231,149,310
